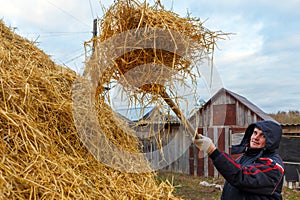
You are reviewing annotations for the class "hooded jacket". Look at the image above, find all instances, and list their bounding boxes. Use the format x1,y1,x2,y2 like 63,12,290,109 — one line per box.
209,120,285,200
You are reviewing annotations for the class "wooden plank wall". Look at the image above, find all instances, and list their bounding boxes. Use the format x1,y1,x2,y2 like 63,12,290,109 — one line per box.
198,92,260,127
141,125,191,174
189,126,231,178
280,127,300,189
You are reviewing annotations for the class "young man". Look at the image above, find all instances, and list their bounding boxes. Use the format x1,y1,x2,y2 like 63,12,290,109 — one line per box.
194,120,285,199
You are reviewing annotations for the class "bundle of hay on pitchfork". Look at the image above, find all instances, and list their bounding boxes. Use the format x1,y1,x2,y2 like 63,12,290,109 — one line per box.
84,0,227,136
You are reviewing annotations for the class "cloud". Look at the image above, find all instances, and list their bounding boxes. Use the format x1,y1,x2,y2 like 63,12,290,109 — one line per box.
214,19,264,63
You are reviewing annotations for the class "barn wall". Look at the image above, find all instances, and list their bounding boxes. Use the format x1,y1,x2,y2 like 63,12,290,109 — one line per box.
282,125,300,134
198,92,261,127
236,102,262,126
140,124,191,174
189,126,232,178
280,125,300,189
165,127,191,173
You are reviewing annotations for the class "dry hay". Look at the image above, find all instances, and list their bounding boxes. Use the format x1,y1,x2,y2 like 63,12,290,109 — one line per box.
85,0,226,103
82,0,227,148
0,20,178,199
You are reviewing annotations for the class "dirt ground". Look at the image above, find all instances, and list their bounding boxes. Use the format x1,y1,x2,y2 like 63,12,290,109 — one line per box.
157,171,300,200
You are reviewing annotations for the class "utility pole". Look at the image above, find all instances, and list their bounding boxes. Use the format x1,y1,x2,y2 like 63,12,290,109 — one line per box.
83,19,98,77
92,18,98,54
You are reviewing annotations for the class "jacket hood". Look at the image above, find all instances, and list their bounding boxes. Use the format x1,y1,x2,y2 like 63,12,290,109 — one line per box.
231,120,282,154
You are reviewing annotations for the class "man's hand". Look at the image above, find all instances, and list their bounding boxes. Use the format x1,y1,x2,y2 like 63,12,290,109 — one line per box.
193,134,216,155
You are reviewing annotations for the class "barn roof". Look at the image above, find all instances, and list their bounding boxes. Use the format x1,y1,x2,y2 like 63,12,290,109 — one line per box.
117,106,180,125
117,106,154,121
202,88,276,122
281,123,300,127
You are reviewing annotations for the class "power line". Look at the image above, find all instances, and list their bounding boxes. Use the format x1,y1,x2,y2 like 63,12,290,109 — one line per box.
64,52,86,64
46,0,90,28
89,0,95,19
22,31,90,34
56,47,86,61
19,31,91,38
60,48,92,66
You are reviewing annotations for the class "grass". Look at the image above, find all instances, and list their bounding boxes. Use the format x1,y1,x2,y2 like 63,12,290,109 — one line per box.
157,171,223,200
157,171,300,200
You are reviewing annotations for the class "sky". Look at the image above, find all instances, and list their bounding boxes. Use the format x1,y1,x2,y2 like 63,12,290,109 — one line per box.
1,0,300,114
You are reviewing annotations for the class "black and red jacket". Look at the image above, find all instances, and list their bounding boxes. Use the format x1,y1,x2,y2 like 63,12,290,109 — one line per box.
209,120,285,200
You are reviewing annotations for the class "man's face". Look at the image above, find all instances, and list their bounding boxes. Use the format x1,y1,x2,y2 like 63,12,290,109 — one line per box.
250,127,266,149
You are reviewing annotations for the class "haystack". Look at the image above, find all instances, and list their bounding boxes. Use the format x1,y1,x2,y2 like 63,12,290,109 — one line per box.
1,0,225,198
0,19,177,199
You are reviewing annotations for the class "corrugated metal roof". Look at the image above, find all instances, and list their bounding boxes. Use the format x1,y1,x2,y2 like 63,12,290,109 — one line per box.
281,123,300,127
116,106,180,124
116,106,154,121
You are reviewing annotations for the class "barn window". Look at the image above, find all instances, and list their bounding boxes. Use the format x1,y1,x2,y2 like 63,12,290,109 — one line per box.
213,104,236,125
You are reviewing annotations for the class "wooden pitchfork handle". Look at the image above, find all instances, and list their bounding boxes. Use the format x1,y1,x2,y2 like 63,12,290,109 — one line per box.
159,89,202,140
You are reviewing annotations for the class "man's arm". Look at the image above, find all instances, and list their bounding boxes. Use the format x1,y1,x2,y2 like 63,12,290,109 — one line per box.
194,134,284,195
210,149,284,195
